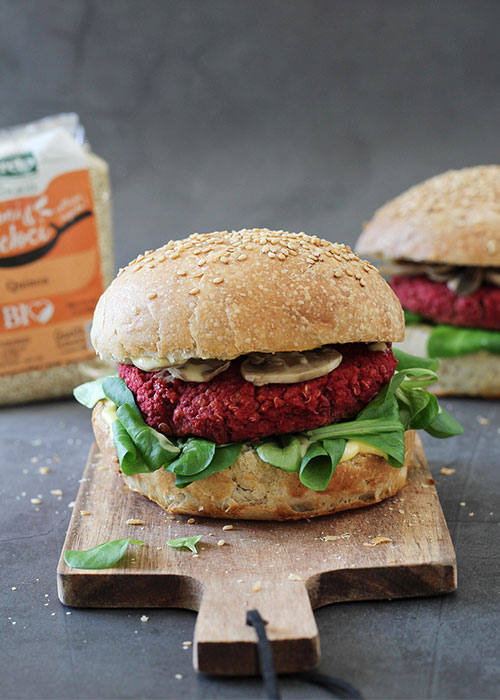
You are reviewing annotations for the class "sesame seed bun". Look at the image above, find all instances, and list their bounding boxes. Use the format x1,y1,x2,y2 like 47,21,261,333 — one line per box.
357,166,500,267
92,402,412,520
91,229,403,364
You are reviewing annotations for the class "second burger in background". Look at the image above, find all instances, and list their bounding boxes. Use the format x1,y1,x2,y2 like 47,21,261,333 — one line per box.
357,165,500,397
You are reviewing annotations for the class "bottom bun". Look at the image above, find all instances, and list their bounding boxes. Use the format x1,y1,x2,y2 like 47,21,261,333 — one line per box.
92,403,412,520
398,325,500,398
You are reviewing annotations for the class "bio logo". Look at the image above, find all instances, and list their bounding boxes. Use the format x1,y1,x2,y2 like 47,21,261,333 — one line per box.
2,298,54,330
0,152,37,178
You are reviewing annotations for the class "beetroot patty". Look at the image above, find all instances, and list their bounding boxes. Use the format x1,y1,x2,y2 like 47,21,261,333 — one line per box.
118,344,397,444
391,276,500,329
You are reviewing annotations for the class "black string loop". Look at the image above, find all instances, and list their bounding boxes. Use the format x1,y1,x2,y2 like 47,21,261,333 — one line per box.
246,608,364,699
246,609,281,699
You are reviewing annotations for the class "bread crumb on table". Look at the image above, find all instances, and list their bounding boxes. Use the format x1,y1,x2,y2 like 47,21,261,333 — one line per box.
440,467,456,475
363,536,393,547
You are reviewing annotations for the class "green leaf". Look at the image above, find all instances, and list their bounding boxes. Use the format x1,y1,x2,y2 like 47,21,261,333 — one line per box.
427,325,500,358
166,535,202,553
299,439,346,491
116,404,180,472
64,538,144,569
165,438,216,476
425,406,464,438
255,435,302,472
73,374,116,408
404,309,424,325
174,443,242,487
396,386,439,431
393,348,439,372
103,376,142,416
112,420,151,475
307,392,406,467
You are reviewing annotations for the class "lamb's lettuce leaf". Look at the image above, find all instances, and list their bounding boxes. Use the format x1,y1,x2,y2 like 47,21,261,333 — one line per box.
73,374,113,408
404,309,424,325
299,439,346,491
427,325,500,358
174,443,242,488
64,538,144,569
165,438,215,476
166,536,202,553
255,435,302,472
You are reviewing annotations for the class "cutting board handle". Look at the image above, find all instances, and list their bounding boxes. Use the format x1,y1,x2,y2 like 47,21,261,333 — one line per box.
194,577,320,675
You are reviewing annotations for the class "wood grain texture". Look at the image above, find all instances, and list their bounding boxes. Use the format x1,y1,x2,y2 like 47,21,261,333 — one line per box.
57,434,456,675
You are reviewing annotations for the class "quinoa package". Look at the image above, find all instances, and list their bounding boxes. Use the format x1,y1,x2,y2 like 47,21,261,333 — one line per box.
0,114,114,404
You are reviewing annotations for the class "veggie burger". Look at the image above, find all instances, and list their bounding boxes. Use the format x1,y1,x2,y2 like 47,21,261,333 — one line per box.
357,166,500,397
75,228,461,520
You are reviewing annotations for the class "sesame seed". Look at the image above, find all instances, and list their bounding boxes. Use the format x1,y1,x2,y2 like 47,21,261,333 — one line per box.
212,277,224,284
237,253,247,261
217,539,225,546
188,288,200,295
252,581,262,592
126,518,145,525
360,280,366,287
177,270,187,276
38,467,50,475
198,259,206,266
268,251,276,258
187,518,196,524
277,252,286,260
80,510,91,516
30,498,41,505
147,292,157,300
222,524,233,531
220,256,229,264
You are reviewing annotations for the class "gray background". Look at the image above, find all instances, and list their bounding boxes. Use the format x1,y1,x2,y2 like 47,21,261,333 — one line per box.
2,2,500,699
2,0,500,268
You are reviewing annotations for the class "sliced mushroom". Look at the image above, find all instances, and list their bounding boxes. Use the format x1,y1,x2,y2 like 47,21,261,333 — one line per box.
485,270,500,287
133,355,230,381
447,268,483,295
241,347,343,386
168,358,230,382
379,261,427,277
426,264,460,282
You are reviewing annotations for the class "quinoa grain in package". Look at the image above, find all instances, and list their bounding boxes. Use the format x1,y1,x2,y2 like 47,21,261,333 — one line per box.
0,114,114,404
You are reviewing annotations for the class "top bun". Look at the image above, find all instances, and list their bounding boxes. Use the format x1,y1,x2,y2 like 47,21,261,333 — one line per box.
91,229,403,364
357,166,500,267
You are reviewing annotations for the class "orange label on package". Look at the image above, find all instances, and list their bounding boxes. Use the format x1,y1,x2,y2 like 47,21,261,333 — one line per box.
0,169,104,376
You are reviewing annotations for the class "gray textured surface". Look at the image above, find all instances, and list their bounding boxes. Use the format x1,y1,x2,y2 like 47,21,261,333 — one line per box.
1,399,499,699
2,1,500,698
1,1,500,265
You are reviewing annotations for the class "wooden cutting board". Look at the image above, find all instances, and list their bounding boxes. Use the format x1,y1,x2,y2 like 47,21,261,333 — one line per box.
57,434,456,675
